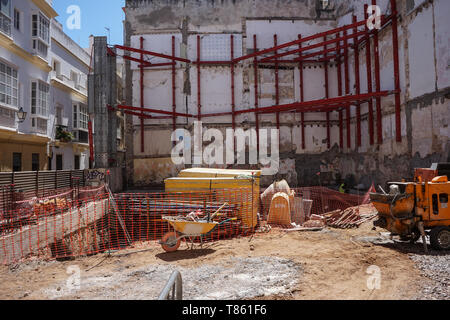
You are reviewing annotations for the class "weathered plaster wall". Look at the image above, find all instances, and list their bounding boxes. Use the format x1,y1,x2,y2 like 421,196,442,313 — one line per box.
124,0,450,189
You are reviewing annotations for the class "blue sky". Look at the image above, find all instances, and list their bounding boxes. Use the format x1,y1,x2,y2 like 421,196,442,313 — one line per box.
52,0,125,49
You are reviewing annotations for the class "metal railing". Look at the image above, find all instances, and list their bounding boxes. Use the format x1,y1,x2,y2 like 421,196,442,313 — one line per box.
158,270,183,300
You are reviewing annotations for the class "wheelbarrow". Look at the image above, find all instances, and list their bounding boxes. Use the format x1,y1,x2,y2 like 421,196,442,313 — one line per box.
159,203,237,252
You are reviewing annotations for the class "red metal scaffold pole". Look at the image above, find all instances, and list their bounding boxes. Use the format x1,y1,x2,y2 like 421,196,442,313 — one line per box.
372,0,383,144
298,34,305,150
364,4,375,146
253,35,260,155
140,36,145,153
391,0,402,142
197,35,202,121
337,33,344,149
324,35,330,149
274,34,280,134
172,36,177,135
343,29,351,149
353,15,362,148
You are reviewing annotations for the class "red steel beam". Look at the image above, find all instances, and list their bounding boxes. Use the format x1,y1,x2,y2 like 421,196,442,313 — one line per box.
261,29,367,63
118,104,194,118
122,54,152,67
172,36,176,135
140,36,145,153
233,19,368,63
353,15,362,148
365,4,375,146
237,91,390,115
344,29,351,149
324,35,330,149
123,91,390,120
373,0,383,144
299,34,305,150
115,44,191,63
391,0,402,142
139,62,176,68
197,36,201,120
88,120,94,168
192,61,232,65
263,57,337,64
274,34,280,133
123,110,172,120
254,35,260,155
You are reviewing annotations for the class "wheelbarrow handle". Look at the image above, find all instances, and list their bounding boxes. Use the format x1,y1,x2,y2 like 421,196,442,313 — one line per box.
218,217,237,225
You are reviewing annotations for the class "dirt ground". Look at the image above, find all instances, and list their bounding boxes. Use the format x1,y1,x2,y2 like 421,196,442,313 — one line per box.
0,217,435,300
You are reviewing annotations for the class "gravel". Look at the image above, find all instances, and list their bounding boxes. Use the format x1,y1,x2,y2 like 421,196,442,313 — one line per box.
410,253,450,300
42,256,302,300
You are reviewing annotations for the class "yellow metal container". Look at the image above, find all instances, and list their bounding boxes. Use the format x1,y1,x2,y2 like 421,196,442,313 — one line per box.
165,176,259,229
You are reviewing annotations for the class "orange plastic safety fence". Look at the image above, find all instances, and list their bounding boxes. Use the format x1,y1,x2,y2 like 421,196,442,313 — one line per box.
260,186,370,226
0,187,257,265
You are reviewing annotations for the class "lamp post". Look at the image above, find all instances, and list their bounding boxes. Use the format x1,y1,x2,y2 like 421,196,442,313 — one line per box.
17,107,27,123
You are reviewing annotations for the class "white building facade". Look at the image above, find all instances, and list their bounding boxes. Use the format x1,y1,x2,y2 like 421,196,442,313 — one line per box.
0,0,91,172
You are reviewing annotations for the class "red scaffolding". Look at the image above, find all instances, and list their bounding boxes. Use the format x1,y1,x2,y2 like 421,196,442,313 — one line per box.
111,0,401,152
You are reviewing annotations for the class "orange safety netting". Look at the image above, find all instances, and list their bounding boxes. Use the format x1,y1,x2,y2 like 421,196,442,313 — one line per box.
0,188,256,265
0,185,373,265
259,186,372,226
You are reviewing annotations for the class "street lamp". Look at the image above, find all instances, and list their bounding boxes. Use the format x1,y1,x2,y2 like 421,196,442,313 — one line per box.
17,107,27,123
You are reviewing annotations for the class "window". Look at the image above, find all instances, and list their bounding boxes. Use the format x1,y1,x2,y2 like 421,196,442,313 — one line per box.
32,38,48,57
0,61,18,107
31,117,47,134
12,152,21,172
432,194,439,215
0,0,11,36
73,103,88,130
440,193,448,209
31,81,49,117
70,71,78,88
32,153,39,171
73,104,77,129
56,154,63,170
53,60,61,77
74,155,80,170
56,106,62,126
31,13,49,58
13,8,19,31
32,13,49,43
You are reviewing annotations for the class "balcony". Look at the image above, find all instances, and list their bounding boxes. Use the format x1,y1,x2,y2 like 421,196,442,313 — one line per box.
72,129,89,144
50,72,87,97
55,124,74,142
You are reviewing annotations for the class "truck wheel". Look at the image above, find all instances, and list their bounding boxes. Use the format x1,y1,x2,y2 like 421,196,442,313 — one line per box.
430,227,450,250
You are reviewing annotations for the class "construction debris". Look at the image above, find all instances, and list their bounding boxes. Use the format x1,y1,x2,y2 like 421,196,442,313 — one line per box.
323,204,378,229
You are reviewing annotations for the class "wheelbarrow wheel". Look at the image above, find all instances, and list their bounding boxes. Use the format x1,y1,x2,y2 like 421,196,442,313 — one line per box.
161,232,181,252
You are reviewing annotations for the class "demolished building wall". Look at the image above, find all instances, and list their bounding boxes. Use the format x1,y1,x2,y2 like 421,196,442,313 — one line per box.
123,0,450,189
